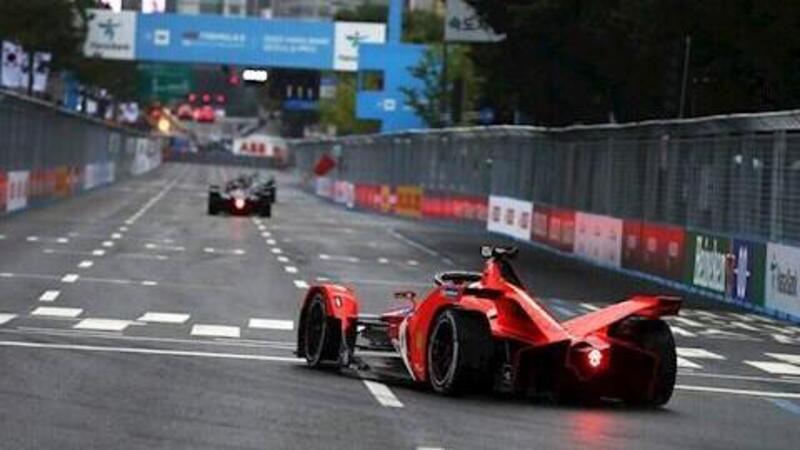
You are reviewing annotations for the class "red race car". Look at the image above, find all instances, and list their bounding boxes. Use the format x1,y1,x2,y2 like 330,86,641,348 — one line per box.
297,246,681,406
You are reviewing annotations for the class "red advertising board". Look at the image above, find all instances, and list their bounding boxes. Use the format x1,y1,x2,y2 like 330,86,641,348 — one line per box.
355,184,382,210
622,220,686,281
422,191,487,222
531,204,575,253
0,172,6,212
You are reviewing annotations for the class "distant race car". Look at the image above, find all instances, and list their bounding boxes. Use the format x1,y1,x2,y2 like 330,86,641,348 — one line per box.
297,246,681,406
208,173,276,217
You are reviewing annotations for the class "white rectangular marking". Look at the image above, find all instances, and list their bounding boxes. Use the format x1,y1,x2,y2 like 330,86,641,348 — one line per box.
61,274,79,283
677,347,726,360
277,256,290,263
141,280,158,286
31,307,82,318
677,357,702,369
730,322,760,332
77,260,94,269
271,248,283,254
74,319,130,332
26,236,39,242
0,314,17,325
266,239,277,245
407,260,419,266
56,237,69,244
773,334,794,344
102,241,114,247
767,353,800,365
284,266,298,274
39,290,61,302
293,280,309,289
671,326,697,337
111,233,122,239
92,249,106,256
363,380,404,408
261,231,271,237
249,319,295,331
746,361,800,376
673,316,704,327
138,312,190,324
191,324,240,338
378,257,389,264
675,384,800,399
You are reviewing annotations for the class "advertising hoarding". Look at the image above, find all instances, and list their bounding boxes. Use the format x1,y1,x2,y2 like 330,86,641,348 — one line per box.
83,10,137,60
395,186,423,218
333,22,386,71
486,196,532,241
6,170,29,212
731,239,766,306
684,232,731,293
232,135,286,159
622,220,686,281
765,242,800,317
574,212,623,267
531,205,576,253
333,181,355,208
315,176,333,199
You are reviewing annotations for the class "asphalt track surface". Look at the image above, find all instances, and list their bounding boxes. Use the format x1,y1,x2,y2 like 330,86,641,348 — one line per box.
1,163,799,450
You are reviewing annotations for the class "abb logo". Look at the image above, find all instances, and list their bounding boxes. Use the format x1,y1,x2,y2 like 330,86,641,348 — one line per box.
239,142,268,155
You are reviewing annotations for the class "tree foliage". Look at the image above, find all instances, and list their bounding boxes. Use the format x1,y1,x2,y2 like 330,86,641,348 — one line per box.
466,0,800,125
319,74,379,136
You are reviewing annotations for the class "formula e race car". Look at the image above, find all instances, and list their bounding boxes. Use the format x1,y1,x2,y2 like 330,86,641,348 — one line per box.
208,173,276,217
297,246,682,406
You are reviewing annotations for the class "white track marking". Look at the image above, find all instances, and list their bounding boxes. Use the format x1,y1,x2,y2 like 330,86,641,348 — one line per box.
677,347,726,360
552,305,575,317
0,234,5,240
773,334,795,344
261,231,271,237
74,319,130,332
746,361,800,376
141,280,158,286
677,357,702,369
118,226,129,232
407,260,419,266
38,290,60,302
31,306,82,318
26,236,39,242
675,384,800,399
0,314,16,325
293,280,309,289
316,276,331,282
111,233,122,239
102,241,114,248
673,316,704,327
277,256,290,263
0,340,301,363
77,260,94,269
249,319,295,331
318,254,360,263
767,353,800,365
730,322,760,332
671,326,697,337
378,257,389,264
56,237,69,244
191,325,241,338
319,254,331,260
266,239,277,245
0,273,14,278
258,225,267,231
92,249,106,256
284,266,298,274
138,312,190,324
61,274,79,283
126,179,177,224
363,380,404,408
271,248,283,254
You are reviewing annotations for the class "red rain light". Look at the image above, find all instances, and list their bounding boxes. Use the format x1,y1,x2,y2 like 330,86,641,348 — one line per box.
234,198,246,210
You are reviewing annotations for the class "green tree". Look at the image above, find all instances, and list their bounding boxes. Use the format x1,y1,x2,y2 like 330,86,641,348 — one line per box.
318,74,379,136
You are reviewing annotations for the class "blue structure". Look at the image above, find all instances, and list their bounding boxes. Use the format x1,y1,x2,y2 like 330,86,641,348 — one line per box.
355,0,429,132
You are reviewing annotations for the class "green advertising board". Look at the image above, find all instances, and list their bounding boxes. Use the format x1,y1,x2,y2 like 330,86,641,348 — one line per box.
684,231,731,294
136,63,194,102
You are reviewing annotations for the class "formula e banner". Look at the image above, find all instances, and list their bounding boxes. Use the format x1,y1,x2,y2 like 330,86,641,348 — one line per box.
622,220,685,281
765,243,800,317
6,170,29,212
486,196,532,241
531,205,576,253
574,212,623,267
684,232,730,294
730,239,766,306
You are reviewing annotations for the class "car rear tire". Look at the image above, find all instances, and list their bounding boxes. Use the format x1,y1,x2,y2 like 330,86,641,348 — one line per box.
303,294,340,368
623,319,677,407
207,194,219,215
427,309,493,395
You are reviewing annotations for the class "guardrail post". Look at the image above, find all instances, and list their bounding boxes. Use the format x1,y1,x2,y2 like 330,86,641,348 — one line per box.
769,130,786,241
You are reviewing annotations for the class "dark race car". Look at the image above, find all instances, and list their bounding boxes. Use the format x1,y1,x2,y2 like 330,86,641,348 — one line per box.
208,173,276,217
297,246,681,406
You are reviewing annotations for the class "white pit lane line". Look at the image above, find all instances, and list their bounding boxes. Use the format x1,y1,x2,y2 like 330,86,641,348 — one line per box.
0,340,302,363
363,380,404,408
92,249,106,256
138,312,190,324
277,256,290,263
284,266,298,274
31,306,83,318
61,274,80,283
101,241,114,248
38,290,61,302
675,384,800,399
191,325,241,338
249,319,294,331
77,260,94,269
0,314,17,325
74,319,131,332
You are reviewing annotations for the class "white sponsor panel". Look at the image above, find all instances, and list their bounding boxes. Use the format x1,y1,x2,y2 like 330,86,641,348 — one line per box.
6,171,29,212
315,176,333,199
445,0,505,43
333,22,387,72
32,52,51,93
83,9,137,60
232,134,286,159
574,212,623,267
692,234,728,293
84,162,116,190
1,41,22,88
766,243,800,317
486,196,532,241
131,138,161,175
333,181,355,208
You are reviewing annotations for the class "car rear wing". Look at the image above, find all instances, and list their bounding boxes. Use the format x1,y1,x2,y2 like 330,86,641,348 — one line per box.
561,295,681,338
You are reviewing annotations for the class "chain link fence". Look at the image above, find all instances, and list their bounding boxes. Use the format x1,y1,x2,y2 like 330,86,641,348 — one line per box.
293,111,800,247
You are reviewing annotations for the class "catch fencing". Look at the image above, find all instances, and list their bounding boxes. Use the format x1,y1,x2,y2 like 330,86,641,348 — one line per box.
293,111,800,322
0,90,163,214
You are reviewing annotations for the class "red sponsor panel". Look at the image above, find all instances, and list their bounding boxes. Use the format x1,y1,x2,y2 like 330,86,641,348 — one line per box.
532,204,576,253
622,220,685,281
0,172,6,212
54,167,71,197
452,195,488,222
355,184,382,210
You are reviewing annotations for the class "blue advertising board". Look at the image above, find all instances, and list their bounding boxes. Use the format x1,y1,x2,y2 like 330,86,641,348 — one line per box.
136,14,335,70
